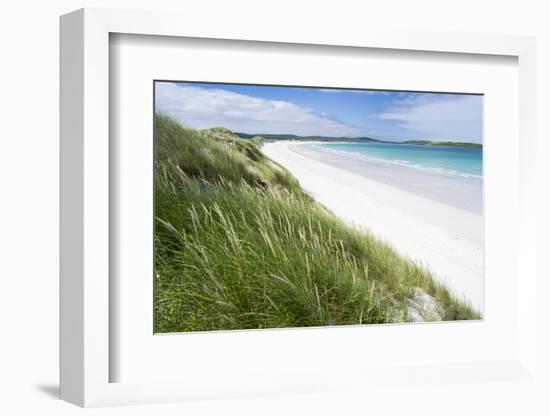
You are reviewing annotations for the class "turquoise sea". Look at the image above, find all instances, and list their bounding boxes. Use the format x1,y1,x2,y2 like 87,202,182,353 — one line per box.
318,143,483,179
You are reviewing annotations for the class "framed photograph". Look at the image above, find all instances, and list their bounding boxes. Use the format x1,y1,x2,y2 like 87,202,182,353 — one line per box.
152,80,484,332
60,8,538,408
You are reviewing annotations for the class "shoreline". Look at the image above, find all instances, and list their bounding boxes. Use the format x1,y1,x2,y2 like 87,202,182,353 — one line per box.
262,140,483,310
292,142,483,214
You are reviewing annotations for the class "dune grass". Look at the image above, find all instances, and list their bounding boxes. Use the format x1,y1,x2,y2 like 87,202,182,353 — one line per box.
154,114,480,333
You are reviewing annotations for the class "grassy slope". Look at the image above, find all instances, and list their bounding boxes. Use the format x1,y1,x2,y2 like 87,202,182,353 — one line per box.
154,114,479,333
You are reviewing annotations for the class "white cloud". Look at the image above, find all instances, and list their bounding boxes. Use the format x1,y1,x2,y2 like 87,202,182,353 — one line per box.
155,82,361,136
376,94,482,142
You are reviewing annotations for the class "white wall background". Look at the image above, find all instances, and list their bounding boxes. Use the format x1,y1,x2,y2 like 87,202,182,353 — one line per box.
0,1,548,414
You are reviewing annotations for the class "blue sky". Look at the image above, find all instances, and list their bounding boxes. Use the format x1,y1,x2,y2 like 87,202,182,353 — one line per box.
155,81,483,143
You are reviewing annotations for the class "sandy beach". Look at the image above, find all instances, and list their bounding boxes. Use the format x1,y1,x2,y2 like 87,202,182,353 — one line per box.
263,141,483,311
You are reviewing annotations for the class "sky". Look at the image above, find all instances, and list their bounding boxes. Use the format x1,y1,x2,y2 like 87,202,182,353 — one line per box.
155,81,483,143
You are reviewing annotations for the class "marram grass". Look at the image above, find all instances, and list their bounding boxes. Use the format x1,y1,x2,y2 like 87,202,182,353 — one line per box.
154,114,480,333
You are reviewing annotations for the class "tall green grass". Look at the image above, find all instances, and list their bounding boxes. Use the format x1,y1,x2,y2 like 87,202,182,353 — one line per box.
154,114,479,333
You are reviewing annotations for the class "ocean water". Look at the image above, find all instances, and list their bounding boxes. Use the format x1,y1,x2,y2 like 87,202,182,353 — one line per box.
317,143,483,180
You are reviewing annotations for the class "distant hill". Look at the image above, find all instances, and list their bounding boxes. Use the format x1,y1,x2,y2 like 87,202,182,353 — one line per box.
235,132,381,143
402,140,482,148
235,132,481,148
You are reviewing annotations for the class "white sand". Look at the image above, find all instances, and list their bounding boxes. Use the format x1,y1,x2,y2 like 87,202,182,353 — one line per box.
263,141,483,311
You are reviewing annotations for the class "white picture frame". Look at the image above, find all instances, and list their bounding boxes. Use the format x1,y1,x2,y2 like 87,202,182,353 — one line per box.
60,7,538,408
